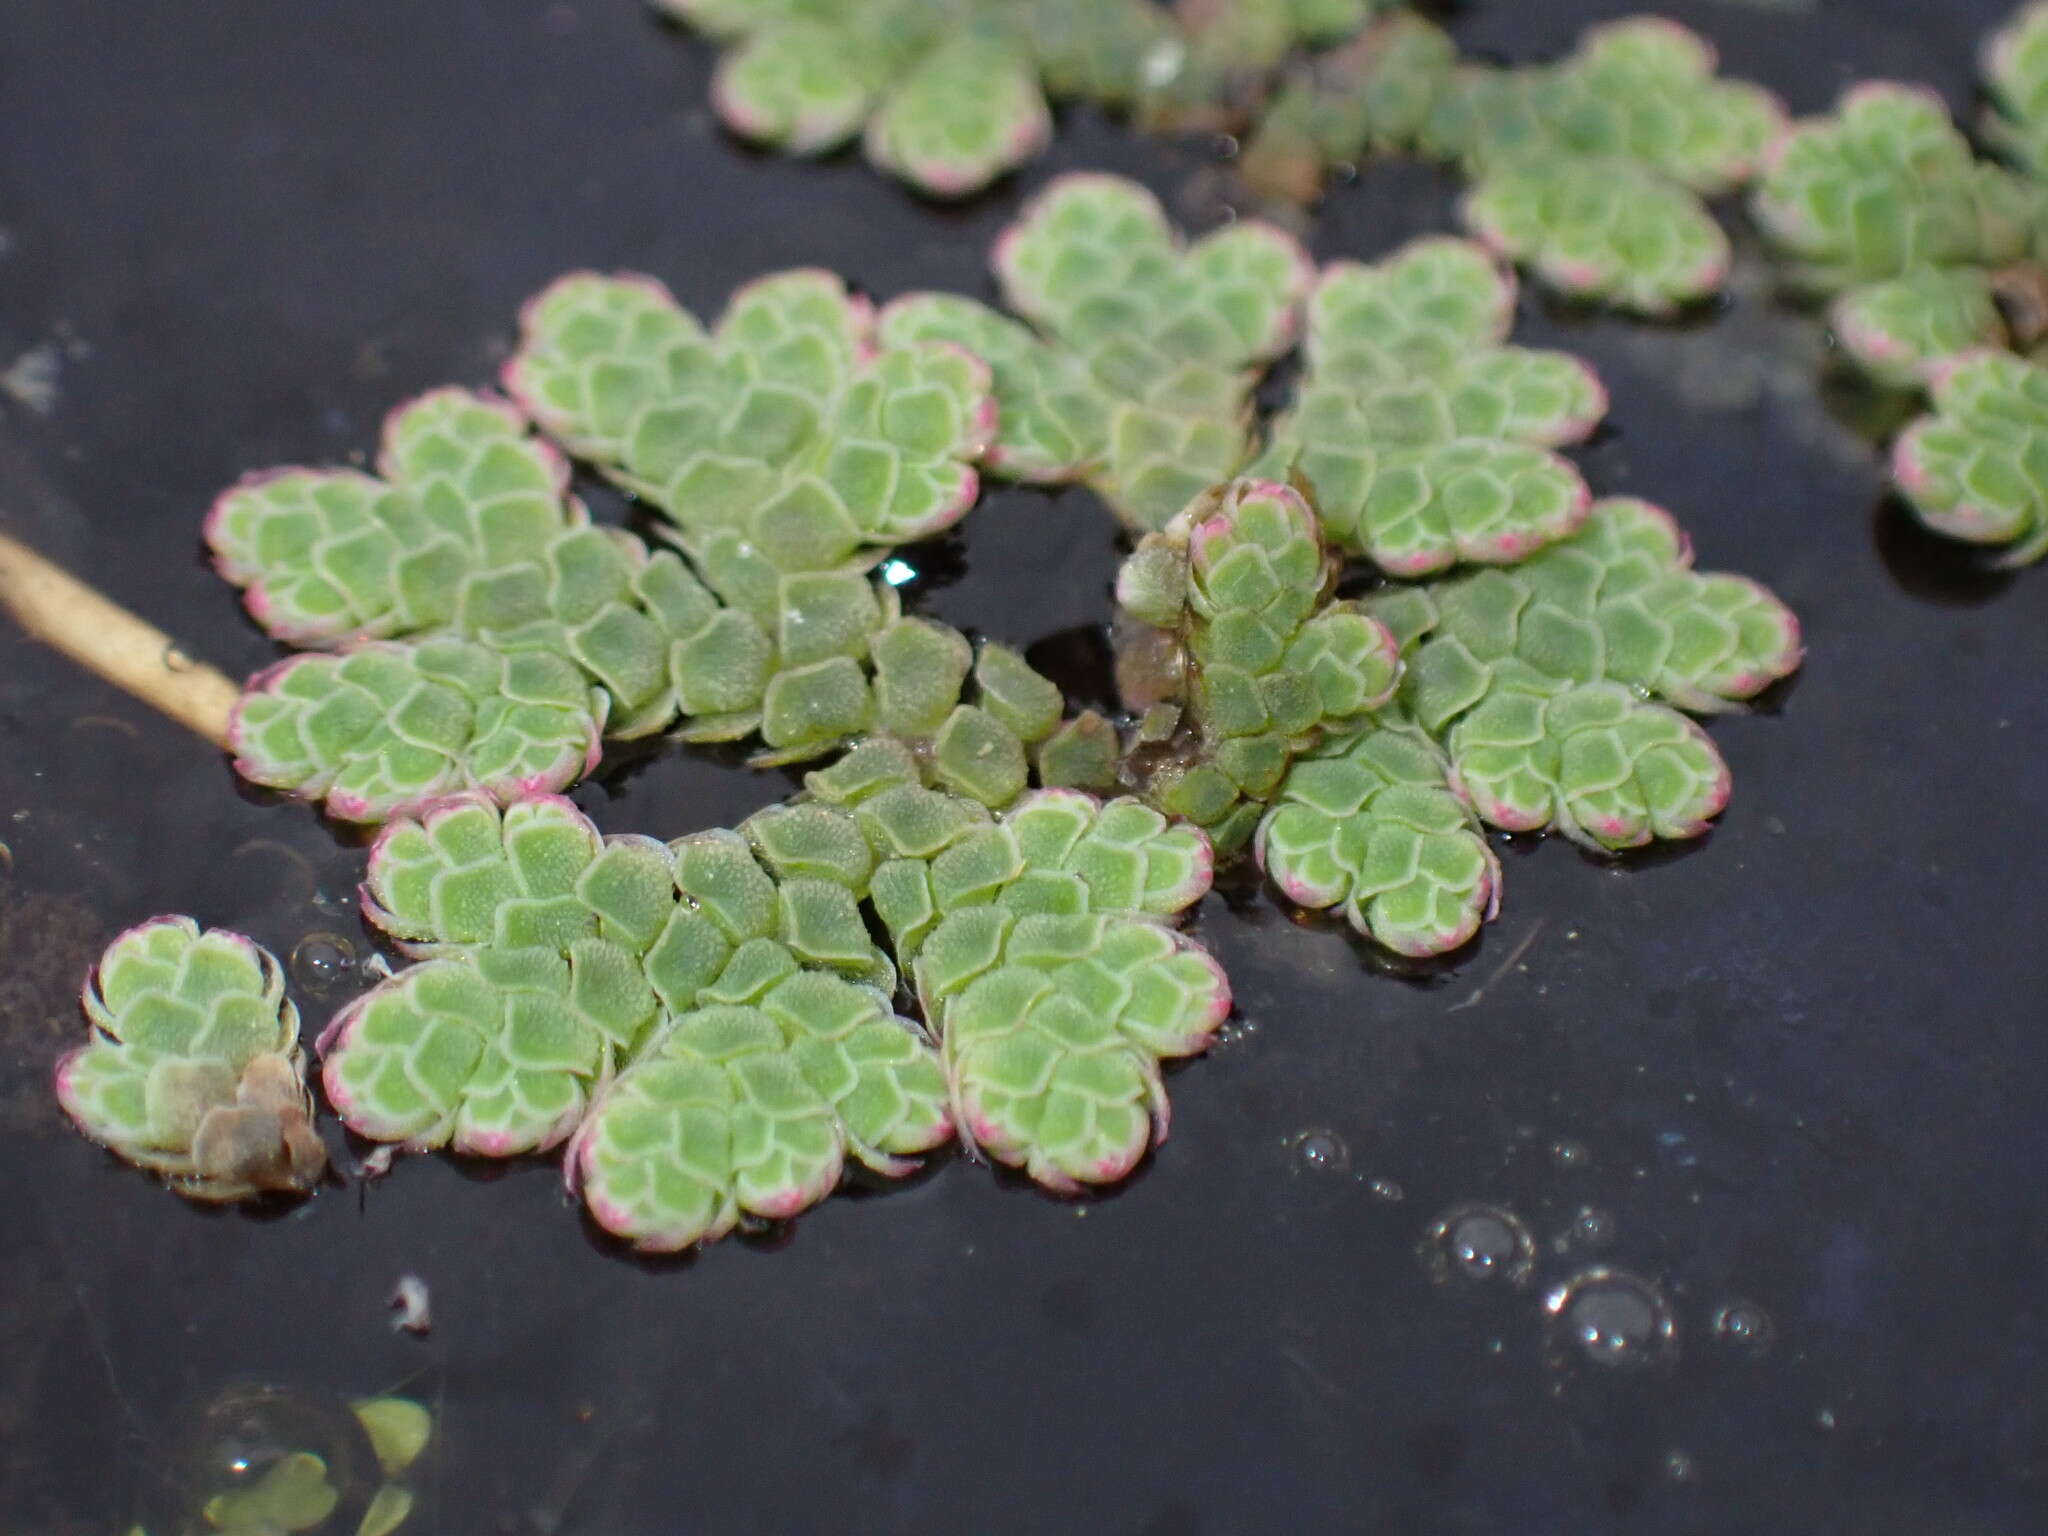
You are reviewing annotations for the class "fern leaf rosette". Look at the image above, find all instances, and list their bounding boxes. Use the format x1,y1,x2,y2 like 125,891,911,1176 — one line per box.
1892,350,2048,564
1255,237,1602,574
1114,477,1402,851
56,917,325,1201
1753,83,2034,381
882,174,1313,531
1367,498,1803,850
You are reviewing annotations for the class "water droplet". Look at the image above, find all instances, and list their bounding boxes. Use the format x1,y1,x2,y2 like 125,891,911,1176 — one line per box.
1289,1128,1349,1175
1549,1138,1589,1170
1564,1205,1615,1251
1711,1300,1773,1359
1212,134,1240,161
290,932,358,993
1544,1268,1676,1368
1368,1177,1404,1203
1664,1449,1696,1483
1424,1203,1534,1286
1816,1407,1837,1431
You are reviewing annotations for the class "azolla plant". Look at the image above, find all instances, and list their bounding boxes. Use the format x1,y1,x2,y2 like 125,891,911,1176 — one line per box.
319,765,1225,1243
661,0,1381,197
1243,14,1788,314
62,174,1803,1240
1749,3,2048,563
57,917,326,1202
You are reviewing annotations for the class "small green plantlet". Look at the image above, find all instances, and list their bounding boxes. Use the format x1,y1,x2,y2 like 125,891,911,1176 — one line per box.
663,0,1173,197
318,760,1228,1227
1255,720,1498,958
55,917,326,1202
882,173,1315,531
1892,350,2048,564
1366,498,1803,850
1752,82,2034,382
662,0,1386,196
1253,237,1602,573
1113,477,1402,852
1982,1,2048,179
1245,15,1787,313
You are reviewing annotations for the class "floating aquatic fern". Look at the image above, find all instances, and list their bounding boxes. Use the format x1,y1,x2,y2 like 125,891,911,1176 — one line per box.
661,0,1385,197
1892,350,2048,564
1245,15,1787,314
883,174,1314,532
1363,498,1803,849
1113,477,1401,852
1252,237,1603,573
1751,82,2035,384
56,917,326,1201
316,747,1226,1236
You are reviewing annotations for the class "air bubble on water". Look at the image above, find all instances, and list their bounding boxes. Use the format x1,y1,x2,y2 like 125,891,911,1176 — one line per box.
1368,1177,1404,1203
1212,134,1240,161
1560,1205,1615,1252
1711,1300,1773,1359
290,932,358,993
1664,1449,1696,1483
1288,1128,1349,1175
1549,1138,1589,1170
1544,1268,1676,1368
1423,1203,1535,1287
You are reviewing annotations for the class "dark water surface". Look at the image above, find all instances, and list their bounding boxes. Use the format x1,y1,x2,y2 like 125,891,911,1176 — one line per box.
4,2,2047,1531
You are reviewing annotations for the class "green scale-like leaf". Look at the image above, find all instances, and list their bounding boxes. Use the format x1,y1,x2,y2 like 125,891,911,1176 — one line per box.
1753,83,2035,296
1255,721,1498,957
321,793,942,1224
506,268,994,574
569,972,952,1251
1368,497,1803,850
1256,238,1602,574
1984,2,2048,179
56,917,324,1201
1114,478,1403,852
884,174,1313,531
229,638,605,824
1893,350,2048,564
1245,15,1784,313
1751,79,2038,381
779,749,1227,1191
207,388,733,740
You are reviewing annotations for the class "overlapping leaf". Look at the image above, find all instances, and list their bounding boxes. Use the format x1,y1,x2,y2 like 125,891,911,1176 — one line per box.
1892,350,2048,564
1365,498,1803,850
790,755,1226,1191
1254,237,1602,574
1246,15,1785,313
56,917,325,1201
883,173,1313,530
1113,478,1401,851
1255,721,1497,958
1753,82,2034,382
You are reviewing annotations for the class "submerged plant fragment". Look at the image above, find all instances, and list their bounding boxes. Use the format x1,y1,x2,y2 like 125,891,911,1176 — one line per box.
1892,350,2048,564
882,173,1314,531
56,917,325,1201
1246,15,1787,313
1752,82,2035,384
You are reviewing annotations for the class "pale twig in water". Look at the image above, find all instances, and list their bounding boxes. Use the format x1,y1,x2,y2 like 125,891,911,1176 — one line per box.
0,531,237,746
1445,918,1546,1015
